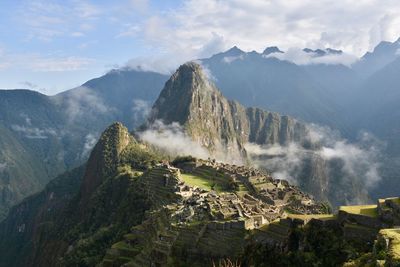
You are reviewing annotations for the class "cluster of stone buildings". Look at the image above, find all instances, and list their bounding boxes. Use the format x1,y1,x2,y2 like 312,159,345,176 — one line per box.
165,159,324,230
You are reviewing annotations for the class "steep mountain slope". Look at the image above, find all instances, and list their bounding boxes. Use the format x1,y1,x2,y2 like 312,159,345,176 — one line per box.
353,38,400,78
0,90,67,220
0,123,49,219
146,62,369,206
0,70,168,220
354,57,400,151
0,166,85,267
350,57,400,199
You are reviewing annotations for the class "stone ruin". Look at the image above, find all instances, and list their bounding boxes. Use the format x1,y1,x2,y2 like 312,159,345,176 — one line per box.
168,159,324,230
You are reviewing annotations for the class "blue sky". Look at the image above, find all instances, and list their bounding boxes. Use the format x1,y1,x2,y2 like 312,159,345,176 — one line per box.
0,0,400,94
0,0,181,94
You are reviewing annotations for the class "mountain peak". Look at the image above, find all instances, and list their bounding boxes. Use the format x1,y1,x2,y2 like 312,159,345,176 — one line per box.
148,61,218,125
263,46,283,55
79,122,131,201
303,48,342,57
223,46,245,56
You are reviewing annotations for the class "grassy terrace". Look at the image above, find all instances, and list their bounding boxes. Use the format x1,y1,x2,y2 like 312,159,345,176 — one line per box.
180,173,216,191
287,214,336,221
339,204,378,217
180,171,229,192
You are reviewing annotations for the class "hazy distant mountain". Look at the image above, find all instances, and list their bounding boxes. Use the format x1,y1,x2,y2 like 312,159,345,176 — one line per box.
353,38,400,78
355,57,400,147
200,46,350,134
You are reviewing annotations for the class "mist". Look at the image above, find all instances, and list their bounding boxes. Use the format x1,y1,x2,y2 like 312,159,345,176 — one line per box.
245,124,383,200
138,120,210,159
80,133,98,160
0,162,6,172
10,125,57,139
131,99,151,126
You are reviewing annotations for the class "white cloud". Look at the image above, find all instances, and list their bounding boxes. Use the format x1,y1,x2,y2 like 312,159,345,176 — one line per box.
71,32,85,37
16,1,101,42
80,133,98,159
20,81,39,90
11,125,57,139
56,86,113,122
131,99,151,126
245,125,383,191
266,48,359,66
139,120,210,159
122,0,400,72
129,0,149,13
222,55,244,64
0,162,7,172
29,56,93,72
0,53,93,72
116,24,141,38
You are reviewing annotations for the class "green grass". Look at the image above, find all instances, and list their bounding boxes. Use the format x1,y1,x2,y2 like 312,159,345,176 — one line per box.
287,214,335,221
180,173,215,191
180,173,226,192
339,205,378,217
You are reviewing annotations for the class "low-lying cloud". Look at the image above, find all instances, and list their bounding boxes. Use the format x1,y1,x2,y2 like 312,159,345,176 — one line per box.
139,120,244,164
131,99,151,126
11,125,57,139
138,120,210,159
0,162,7,172
80,133,98,159
54,86,114,123
245,124,383,191
266,48,359,66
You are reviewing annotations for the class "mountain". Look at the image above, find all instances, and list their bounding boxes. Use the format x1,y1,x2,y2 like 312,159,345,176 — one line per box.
349,56,400,199
0,70,168,220
148,62,307,160
146,62,369,207
353,38,400,78
353,57,400,151
199,47,350,134
58,68,168,129
0,90,66,219
1,121,399,267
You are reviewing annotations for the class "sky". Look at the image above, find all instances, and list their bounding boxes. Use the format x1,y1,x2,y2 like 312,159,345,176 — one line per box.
1,0,400,95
